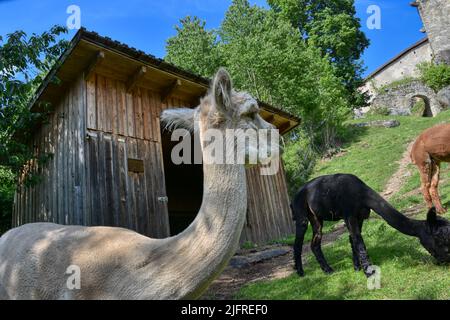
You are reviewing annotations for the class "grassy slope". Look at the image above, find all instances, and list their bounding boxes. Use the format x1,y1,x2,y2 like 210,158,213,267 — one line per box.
237,111,450,300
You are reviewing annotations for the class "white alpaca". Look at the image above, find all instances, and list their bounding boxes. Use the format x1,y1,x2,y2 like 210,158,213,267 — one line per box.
0,68,278,299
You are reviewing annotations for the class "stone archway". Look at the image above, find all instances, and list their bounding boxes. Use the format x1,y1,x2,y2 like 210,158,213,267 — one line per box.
409,94,433,117
371,80,442,116
404,88,441,116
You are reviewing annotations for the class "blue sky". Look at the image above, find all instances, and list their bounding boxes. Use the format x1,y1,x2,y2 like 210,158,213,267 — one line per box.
0,0,425,77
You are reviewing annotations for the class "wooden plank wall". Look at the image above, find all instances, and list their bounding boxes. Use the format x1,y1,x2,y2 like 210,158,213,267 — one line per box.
13,75,87,227
84,73,194,238
242,162,294,244
84,132,170,237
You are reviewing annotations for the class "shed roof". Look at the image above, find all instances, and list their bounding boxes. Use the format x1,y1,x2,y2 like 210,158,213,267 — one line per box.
31,28,300,135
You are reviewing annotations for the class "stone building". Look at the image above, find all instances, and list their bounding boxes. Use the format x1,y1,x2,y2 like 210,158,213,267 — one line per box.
359,37,433,99
412,0,450,64
360,0,449,116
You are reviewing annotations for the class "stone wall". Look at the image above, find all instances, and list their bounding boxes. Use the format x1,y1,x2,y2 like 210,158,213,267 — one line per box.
371,80,441,116
359,39,433,99
416,0,450,64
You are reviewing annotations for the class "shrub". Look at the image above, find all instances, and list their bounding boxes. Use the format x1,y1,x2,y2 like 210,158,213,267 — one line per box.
0,166,15,234
282,132,319,195
417,62,450,92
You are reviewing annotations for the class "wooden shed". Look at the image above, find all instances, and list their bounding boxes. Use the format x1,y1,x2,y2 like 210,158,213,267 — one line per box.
13,29,300,245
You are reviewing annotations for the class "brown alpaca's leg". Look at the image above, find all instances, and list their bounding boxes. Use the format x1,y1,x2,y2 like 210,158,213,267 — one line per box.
430,162,447,214
419,163,433,209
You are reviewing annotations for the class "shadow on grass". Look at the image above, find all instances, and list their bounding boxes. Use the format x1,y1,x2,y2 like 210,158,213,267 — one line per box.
338,123,370,147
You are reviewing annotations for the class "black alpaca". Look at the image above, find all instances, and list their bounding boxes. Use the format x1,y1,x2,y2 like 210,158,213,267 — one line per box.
291,174,450,277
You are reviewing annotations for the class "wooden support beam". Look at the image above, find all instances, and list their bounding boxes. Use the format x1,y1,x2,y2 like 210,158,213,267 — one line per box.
263,114,275,124
278,121,291,133
84,51,105,81
410,1,419,7
161,78,182,103
126,66,147,92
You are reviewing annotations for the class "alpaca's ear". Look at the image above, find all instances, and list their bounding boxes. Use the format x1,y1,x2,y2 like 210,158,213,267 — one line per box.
160,108,195,132
212,68,233,114
427,207,438,229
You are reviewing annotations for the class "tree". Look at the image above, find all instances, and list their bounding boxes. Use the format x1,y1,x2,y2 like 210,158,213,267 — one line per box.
166,0,350,137
0,166,14,233
166,0,352,189
165,16,220,78
268,0,370,107
0,26,68,232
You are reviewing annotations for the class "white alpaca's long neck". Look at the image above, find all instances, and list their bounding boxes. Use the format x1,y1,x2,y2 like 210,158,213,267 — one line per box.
141,150,248,299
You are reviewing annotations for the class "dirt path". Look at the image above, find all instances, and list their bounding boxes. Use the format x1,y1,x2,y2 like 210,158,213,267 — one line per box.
202,224,347,300
382,141,415,200
203,141,420,300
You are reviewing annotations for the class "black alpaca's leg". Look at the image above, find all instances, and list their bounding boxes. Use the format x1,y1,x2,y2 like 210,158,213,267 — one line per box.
310,219,334,274
349,218,365,271
293,219,308,276
349,236,361,271
346,217,374,277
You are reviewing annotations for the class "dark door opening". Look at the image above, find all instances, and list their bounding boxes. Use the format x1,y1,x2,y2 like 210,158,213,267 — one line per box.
161,129,203,235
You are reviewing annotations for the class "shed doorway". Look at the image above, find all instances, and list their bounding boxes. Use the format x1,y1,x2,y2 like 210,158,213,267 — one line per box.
161,129,203,235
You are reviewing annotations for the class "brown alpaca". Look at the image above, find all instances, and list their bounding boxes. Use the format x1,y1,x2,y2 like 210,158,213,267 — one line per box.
411,123,450,214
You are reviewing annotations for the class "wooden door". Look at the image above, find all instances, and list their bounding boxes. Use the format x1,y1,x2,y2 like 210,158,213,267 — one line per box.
85,130,170,238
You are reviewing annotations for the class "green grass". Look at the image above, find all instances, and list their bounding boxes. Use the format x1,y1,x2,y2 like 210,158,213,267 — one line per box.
241,241,258,250
236,216,450,300
390,162,450,212
236,110,450,300
314,111,450,192
270,221,339,246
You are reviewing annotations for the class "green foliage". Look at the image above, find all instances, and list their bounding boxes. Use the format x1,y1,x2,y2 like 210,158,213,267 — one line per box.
166,0,352,128
0,26,68,230
0,166,14,234
0,26,68,171
417,62,450,92
268,0,370,108
241,241,257,250
282,133,319,194
165,16,219,78
218,2,351,128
